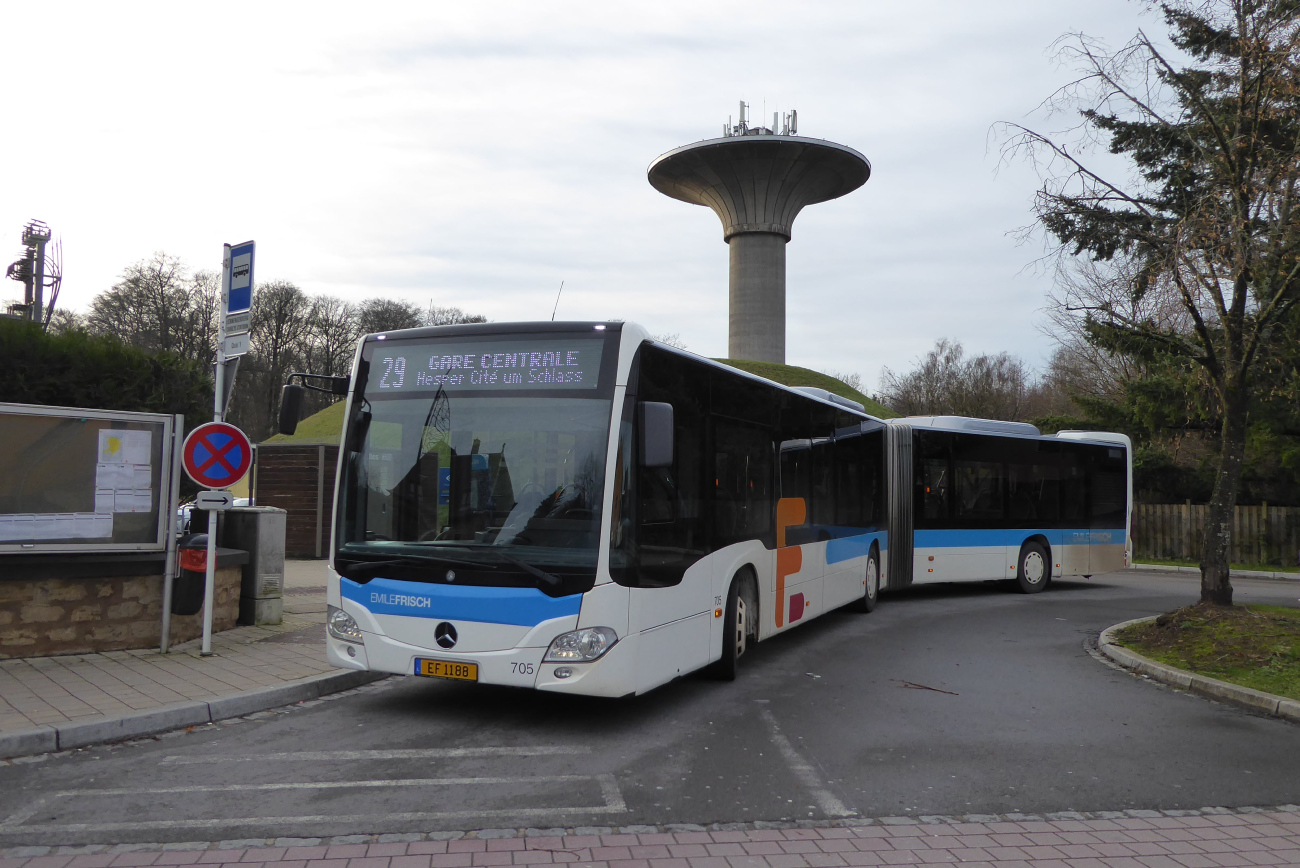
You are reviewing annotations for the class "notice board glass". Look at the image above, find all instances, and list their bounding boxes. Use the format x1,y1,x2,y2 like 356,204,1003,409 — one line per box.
0,403,177,552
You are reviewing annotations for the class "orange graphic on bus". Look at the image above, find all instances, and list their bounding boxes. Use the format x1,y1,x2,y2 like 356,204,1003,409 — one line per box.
775,497,806,628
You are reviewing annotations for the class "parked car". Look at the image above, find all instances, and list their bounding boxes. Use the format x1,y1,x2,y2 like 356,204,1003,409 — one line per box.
176,497,251,534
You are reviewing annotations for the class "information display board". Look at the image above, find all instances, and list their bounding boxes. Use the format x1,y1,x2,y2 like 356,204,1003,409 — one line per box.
0,404,178,552
368,337,606,394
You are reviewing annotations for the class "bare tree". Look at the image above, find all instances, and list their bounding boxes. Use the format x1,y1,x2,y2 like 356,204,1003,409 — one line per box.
305,295,360,379
878,339,1034,421
86,253,216,360
227,280,312,439
357,298,423,334
650,332,688,349
823,370,863,392
426,304,487,326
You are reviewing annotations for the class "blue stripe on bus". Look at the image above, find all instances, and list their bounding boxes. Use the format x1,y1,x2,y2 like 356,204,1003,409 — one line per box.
825,531,887,565
913,528,1126,548
340,577,582,627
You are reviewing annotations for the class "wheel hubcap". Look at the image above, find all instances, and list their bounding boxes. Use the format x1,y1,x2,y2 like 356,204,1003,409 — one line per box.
735,596,747,657
1024,551,1045,584
867,559,878,599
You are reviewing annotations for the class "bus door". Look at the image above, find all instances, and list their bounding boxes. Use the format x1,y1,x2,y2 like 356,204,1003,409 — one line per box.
776,438,822,628
621,396,712,686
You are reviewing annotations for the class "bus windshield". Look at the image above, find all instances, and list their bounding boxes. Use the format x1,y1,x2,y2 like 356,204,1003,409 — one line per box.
335,331,615,595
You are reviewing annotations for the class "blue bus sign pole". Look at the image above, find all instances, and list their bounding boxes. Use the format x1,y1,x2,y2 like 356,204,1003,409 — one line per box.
202,241,254,654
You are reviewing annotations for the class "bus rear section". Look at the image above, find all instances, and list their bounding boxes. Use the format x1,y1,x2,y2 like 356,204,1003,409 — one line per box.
884,417,1131,592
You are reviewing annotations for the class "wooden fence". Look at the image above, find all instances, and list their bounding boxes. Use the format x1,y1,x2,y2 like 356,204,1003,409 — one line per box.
1132,503,1300,568
253,443,339,559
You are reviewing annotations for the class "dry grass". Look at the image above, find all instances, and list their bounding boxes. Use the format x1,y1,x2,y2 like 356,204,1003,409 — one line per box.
1115,603,1300,701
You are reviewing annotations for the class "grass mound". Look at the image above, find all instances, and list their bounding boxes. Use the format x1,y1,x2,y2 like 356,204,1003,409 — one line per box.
262,400,346,444
1115,603,1300,701
712,359,896,418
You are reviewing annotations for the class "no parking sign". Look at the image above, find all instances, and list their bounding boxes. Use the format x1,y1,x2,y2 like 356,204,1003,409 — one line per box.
182,421,253,488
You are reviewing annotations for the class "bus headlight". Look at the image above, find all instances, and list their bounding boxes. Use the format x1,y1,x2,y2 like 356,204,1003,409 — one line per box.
327,606,364,643
544,627,617,662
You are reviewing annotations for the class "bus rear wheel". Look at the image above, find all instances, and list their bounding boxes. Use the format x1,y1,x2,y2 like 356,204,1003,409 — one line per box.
1016,542,1050,594
707,579,748,681
850,548,880,612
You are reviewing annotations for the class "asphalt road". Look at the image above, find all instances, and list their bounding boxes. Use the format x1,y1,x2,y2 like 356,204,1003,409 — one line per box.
1,569,1297,847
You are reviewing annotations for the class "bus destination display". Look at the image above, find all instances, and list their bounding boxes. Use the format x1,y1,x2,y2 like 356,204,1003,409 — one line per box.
371,338,604,393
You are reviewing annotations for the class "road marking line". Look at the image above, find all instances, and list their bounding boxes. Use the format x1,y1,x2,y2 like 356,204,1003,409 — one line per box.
0,774,626,834
161,746,590,764
760,708,854,818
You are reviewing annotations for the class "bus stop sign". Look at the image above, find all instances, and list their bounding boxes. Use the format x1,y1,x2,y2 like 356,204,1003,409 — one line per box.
182,422,253,488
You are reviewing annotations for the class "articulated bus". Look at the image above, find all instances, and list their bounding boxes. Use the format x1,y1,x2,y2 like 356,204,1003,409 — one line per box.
279,321,1131,698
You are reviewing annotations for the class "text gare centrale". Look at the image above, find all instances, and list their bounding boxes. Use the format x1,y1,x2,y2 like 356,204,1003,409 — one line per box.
374,346,598,392
418,350,586,387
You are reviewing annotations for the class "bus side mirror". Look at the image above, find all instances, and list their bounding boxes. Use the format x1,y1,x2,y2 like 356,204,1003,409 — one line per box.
639,401,674,468
279,384,306,436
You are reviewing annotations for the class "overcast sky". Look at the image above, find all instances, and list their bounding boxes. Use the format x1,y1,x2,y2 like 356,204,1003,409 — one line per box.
0,1,1158,390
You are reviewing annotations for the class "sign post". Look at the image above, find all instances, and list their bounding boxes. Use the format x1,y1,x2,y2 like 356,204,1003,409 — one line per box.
182,421,253,655
186,240,255,656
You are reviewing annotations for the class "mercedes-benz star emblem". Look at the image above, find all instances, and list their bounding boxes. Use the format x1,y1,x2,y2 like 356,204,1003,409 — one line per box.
435,622,458,649
445,570,456,582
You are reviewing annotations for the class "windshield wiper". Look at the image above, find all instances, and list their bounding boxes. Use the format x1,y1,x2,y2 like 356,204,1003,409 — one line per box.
498,553,562,588
338,552,492,574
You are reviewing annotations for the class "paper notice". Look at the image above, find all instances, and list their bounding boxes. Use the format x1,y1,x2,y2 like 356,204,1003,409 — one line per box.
114,491,152,513
95,463,134,489
0,512,114,541
75,513,114,538
98,429,152,465
94,457,153,514
0,515,34,542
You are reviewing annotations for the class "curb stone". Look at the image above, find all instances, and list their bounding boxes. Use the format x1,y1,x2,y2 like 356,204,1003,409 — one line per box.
1098,616,1300,723
1131,563,1300,582
3,805,1297,858
0,669,386,761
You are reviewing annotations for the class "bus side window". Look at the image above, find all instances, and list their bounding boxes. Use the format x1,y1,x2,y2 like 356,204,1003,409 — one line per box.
1090,447,1127,529
913,430,952,527
713,419,774,547
954,460,1004,524
1060,445,1088,525
920,459,949,521
833,431,865,529
614,344,710,588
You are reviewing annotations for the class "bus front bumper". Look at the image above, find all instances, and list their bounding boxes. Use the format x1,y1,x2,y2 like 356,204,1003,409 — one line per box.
325,628,638,698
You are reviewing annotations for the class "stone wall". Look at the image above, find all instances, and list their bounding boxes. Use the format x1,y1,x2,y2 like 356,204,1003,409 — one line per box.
0,567,241,658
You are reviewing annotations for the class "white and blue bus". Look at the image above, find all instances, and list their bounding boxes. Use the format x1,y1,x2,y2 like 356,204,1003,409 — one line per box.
278,321,1130,697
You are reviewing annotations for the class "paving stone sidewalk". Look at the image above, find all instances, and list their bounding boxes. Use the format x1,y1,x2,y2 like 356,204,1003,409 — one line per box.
1,808,1298,868
0,562,349,742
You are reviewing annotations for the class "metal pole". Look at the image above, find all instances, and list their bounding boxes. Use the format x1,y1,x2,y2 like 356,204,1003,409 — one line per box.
160,413,184,653
200,245,232,656
201,512,217,656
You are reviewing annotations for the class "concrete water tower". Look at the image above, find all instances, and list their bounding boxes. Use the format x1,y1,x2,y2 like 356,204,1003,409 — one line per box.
648,104,870,364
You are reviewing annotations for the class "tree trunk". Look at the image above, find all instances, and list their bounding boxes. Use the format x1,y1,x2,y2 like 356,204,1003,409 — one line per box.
1200,386,1249,606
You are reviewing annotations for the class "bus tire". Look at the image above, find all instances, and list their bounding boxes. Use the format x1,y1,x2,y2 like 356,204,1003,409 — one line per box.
707,578,747,681
850,547,880,613
1016,541,1050,594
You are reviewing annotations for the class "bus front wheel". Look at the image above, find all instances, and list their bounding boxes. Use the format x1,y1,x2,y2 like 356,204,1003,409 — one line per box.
707,579,748,681
1016,542,1050,594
